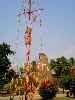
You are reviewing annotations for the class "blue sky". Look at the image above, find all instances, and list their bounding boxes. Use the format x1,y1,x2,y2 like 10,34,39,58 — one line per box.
0,0,75,66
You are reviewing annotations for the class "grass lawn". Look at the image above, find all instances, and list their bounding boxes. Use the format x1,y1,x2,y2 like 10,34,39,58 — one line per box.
54,97,75,100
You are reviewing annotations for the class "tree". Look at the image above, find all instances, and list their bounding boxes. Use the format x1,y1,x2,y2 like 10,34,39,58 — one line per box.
62,75,71,90
62,76,75,97
70,77,75,97
0,42,14,88
49,56,75,95
52,56,69,77
50,59,56,69
69,57,75,67
50,56,71,92
6,69,16,82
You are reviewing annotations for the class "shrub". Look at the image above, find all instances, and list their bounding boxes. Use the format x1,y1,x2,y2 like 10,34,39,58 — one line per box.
70,78,75,97
39,79,58,100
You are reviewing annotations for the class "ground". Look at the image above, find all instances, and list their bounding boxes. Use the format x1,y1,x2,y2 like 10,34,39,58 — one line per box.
0,93,75,100
54,97,75,100
0,96,75,100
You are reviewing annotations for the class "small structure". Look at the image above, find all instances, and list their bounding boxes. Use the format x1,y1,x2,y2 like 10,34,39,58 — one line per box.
37,52,49,72
35,52,55,85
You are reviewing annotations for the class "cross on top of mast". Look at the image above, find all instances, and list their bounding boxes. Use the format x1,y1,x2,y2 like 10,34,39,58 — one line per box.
17,0,44,24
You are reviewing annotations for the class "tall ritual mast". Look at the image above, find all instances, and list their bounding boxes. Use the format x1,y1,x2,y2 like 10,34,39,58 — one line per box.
16,1,44,99
17,0,43,70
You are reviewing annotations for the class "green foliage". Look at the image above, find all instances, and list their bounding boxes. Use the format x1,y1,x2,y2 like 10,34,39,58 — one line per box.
50,56,75,78
50,59,56,69
61,76,71,90
6,69,16,82
69,57,75,67
69,77,75,97
61,76,75,97
49,56,75,92
0,42,14,87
